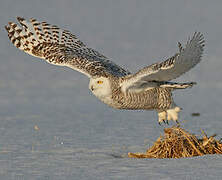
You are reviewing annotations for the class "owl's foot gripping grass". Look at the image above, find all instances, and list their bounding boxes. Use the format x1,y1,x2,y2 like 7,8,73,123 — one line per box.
158,107,181,125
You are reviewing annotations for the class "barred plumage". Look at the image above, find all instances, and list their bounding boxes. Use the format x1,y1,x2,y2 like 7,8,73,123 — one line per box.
5,17,205,124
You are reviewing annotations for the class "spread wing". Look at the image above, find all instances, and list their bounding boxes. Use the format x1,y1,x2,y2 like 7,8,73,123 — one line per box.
5,17,130,78
121,32,204,92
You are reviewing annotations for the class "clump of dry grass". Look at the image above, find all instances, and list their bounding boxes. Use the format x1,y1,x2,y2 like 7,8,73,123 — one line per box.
128,126,222,158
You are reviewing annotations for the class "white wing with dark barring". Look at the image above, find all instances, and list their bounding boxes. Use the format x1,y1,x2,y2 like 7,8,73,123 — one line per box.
5,17,130,78
121,32,204,92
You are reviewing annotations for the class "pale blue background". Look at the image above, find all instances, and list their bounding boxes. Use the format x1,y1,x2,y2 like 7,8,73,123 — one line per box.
1,0,222,179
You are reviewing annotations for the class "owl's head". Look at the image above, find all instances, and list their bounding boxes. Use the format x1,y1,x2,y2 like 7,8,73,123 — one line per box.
89,77,112,98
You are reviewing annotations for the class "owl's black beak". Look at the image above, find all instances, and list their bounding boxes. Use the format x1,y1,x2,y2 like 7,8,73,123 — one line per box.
91,85,94,91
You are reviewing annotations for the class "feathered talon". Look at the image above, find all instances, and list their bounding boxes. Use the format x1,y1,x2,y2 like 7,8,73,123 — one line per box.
158,106,181,124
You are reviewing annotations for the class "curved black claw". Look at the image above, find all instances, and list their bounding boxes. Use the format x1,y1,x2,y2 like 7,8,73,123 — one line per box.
158,120,170,126
176,120,180,126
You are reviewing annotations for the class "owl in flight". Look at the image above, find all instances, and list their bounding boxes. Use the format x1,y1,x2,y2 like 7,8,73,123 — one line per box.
5,17,204,124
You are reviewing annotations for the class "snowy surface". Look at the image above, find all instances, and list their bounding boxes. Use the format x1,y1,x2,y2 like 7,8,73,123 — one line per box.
1,0,222,179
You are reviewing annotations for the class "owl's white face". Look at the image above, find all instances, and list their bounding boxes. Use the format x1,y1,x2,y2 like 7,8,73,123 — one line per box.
89,77,112,99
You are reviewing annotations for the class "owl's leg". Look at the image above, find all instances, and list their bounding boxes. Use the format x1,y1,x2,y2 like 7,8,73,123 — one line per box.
157,104,181,125
166,105,181,124
157,111,167,125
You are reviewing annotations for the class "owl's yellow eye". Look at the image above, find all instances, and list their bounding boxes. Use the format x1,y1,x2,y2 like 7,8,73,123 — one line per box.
97,80,103,84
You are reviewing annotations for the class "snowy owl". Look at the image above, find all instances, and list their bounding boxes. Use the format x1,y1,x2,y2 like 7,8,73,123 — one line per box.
5,17,204,124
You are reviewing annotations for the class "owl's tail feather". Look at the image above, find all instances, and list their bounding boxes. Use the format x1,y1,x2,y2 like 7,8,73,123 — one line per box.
159,82,196,89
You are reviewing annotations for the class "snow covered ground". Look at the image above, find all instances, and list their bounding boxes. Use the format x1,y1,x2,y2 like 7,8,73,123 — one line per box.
1,0,222,179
